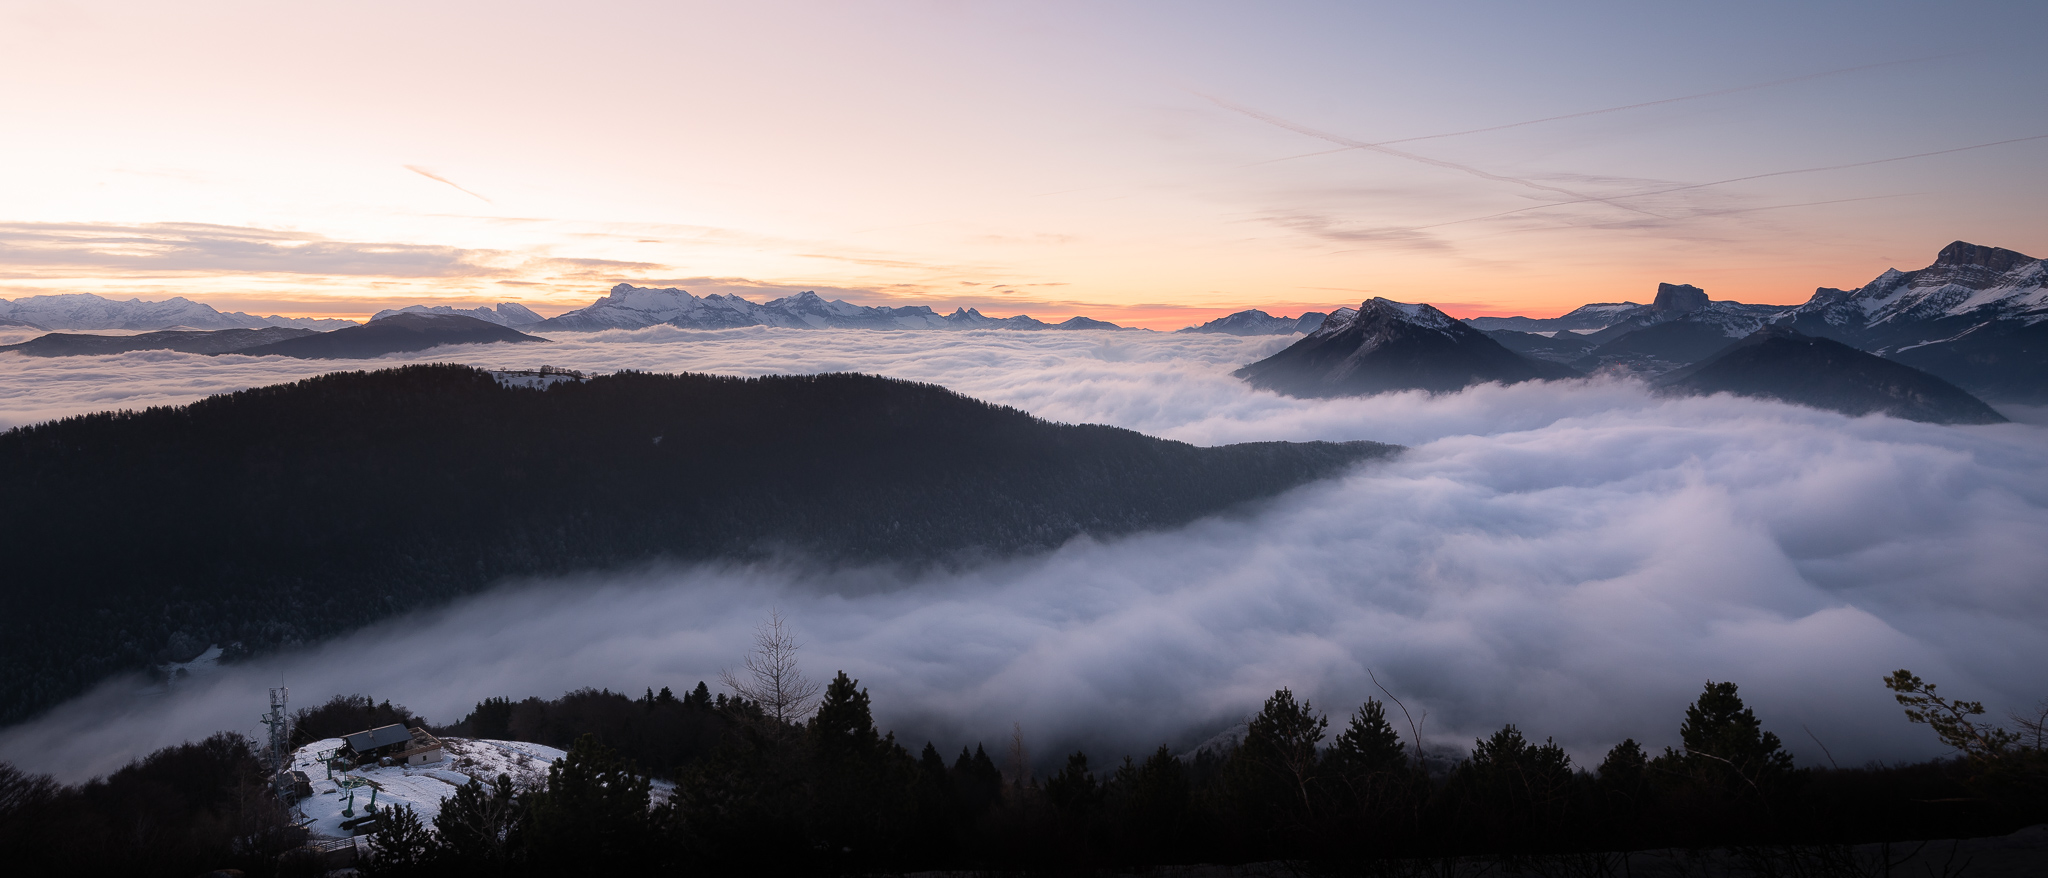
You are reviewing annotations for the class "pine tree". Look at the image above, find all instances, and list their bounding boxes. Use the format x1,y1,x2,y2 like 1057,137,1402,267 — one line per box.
1046,751,1102,815
684,681,712,709
1113,745,1190,855
522,734,655,869
951,744,1004,816
1450,724,1576,836
362,804,433,876
1327,698,1406,776
810,671,880,764
431,773,517,872
1668,681,1794,797
1231,688,1329,824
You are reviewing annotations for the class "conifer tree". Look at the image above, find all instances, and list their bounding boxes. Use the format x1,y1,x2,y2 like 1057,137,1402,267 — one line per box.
432,772,518,872
1046,751,1103,815
810,671,880,763
1232,688,1329,822
1327,698,1406,777
362,804,434,876
522,734,655,869
1663,681,1794,798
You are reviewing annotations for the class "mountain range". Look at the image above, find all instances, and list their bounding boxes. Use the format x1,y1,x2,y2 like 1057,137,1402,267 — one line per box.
0,286,1338,337
0,365,1395,722
1458,241,2045,404
532,284,1151,332
0,293,355,331
1177,308,1330,336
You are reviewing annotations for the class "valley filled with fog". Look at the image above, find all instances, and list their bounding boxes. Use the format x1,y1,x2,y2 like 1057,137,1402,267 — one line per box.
3,329,2045,782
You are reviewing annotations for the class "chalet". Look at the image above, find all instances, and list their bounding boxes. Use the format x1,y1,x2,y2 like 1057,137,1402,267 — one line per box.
341,724,445,766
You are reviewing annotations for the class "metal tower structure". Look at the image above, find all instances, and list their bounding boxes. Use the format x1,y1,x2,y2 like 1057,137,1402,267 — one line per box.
260,686,291,792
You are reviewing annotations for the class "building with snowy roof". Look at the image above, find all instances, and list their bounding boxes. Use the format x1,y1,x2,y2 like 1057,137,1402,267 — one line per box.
341,724,444,766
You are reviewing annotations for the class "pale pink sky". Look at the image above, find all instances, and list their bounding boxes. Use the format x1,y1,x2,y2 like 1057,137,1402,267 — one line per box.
2,1,2043,327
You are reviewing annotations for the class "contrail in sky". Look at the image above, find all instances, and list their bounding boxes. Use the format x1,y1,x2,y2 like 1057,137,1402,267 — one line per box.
1201,93,1663,218
405,165,494,203
1240,54,1959,167
1410,132,2048,232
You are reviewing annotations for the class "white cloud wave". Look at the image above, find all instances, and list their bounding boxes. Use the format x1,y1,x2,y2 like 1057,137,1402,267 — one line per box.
2,330,2045,782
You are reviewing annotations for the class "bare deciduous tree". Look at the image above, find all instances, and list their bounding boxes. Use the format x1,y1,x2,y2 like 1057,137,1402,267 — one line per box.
720,610,821,723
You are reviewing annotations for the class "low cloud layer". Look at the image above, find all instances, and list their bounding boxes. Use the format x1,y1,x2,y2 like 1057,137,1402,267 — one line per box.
2,331,2045,782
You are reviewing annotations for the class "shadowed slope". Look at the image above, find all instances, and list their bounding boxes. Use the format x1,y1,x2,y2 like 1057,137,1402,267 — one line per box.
1656,327,2006,425
0,365,1395,722
235,312,545,359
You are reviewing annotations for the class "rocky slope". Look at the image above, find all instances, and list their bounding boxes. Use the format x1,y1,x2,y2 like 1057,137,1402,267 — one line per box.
1236,298,1579,397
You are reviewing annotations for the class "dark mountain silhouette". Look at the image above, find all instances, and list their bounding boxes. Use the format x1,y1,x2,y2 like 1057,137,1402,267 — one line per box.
0,365,1394,722
234,312,546,358
1656,327,2006,425
1887,318,2048,404
1464,301,1641,333
0,326,318,357
1482,328,1597,364
1054,315,1129,330
1236,298,1578,397
1179,309,1329,336
1570,320,1753,374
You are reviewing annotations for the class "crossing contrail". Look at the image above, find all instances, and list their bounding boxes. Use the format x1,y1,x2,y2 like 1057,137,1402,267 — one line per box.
1409,131,2048,233
405,165,494,203
1239,54,1959,167
1201,93,1663,218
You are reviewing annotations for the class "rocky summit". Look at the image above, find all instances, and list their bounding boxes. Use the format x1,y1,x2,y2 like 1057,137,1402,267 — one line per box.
1235,298,1578,397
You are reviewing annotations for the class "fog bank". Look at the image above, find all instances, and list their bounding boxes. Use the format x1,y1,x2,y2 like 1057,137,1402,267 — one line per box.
4,331,2046,781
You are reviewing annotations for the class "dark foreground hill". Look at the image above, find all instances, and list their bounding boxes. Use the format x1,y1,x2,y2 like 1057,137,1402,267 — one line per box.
1656,328,2007,425
235,312,544,358
0,326,318,356
0,365,1394,722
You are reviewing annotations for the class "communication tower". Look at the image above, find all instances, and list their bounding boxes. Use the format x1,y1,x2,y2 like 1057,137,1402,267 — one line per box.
259,686,291,792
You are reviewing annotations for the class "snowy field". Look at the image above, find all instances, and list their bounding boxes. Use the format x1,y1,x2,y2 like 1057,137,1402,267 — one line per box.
288,737,565,839
2,329,2046,782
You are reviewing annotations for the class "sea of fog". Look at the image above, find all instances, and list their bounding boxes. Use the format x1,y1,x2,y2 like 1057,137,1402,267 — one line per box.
3,328,2046,782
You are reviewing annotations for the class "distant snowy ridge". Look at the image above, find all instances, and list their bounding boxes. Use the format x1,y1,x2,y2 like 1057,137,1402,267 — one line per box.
1788,241,2048,332
0,293,356,331
371,303,544,328
536,283,1140,332
1177,308,1329,336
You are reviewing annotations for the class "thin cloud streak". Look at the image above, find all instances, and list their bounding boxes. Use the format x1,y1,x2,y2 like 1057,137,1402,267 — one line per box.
1200,92,1664,219
1410,133,2048,234
404,165,494,203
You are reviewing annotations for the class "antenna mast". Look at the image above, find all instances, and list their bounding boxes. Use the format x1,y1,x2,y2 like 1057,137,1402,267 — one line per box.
260,686,291,793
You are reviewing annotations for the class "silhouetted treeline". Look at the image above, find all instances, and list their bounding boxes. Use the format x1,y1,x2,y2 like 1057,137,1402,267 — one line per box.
0,365,1395,721
0,733,303,875
383,678,2048,875
438,684,734,780
291,694,429,748
4,677,2043,876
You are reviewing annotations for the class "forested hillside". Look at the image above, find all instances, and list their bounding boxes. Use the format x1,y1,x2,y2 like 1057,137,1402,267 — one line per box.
0,365,1394,722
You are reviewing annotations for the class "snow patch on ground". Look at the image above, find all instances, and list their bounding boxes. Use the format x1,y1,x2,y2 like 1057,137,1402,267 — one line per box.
289,737,563,839
287,736,675,840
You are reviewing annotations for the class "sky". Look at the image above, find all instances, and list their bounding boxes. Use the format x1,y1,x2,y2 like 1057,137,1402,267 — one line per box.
3,331,2045,781
3,1,2045,327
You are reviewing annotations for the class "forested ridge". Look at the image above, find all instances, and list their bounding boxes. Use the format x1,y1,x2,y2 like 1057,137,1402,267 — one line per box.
0,365,1393,723
1,674,2041,875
